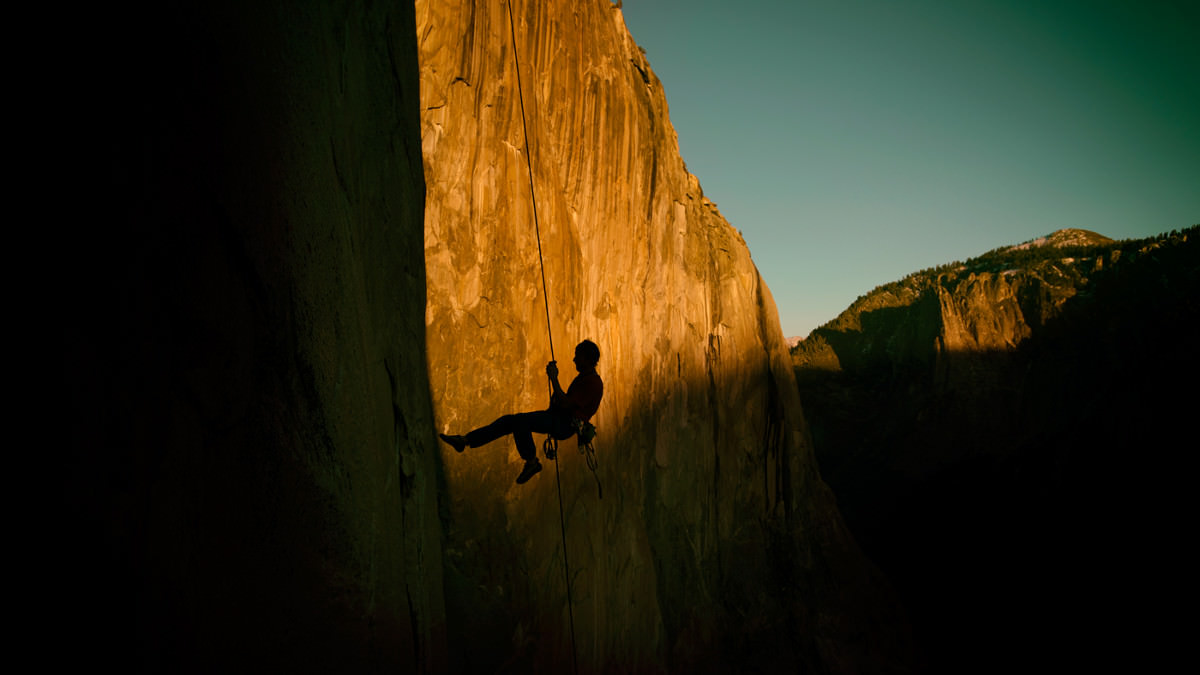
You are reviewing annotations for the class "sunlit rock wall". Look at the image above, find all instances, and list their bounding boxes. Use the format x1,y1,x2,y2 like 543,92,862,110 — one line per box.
418,1,905,671
62,2,445,670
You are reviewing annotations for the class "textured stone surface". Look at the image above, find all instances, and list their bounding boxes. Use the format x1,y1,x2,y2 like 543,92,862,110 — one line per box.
418,1,906,672
62,2,445,670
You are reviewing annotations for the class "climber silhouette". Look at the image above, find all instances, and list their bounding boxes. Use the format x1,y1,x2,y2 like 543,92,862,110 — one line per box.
440,340,603,484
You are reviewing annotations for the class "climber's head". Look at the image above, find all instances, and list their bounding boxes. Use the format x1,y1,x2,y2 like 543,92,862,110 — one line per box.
573,340,600,372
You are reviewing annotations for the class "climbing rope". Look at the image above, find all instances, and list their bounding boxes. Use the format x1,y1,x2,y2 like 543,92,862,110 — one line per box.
507,3,579,673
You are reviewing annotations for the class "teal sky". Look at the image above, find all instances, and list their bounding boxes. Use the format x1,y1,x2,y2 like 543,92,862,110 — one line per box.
619,0,1199,338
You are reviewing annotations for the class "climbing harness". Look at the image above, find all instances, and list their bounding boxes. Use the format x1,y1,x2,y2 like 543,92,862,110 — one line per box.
544,423,603,500
507,2,585,672
573,419,602,499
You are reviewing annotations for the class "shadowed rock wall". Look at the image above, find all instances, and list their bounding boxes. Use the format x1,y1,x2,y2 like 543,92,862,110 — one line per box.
792,228,1199,673
62,2,445,670
418,1,907,672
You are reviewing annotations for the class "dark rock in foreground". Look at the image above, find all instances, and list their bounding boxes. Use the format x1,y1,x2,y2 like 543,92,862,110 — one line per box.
62,2,444,670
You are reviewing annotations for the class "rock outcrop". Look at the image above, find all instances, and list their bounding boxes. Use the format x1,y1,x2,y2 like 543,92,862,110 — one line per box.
795,229,1116,375
792,226,1199,672
62,2,445,670
418,1,906,672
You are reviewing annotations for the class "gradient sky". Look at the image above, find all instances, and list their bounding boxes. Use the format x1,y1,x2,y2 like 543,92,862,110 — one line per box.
619,0,1199,338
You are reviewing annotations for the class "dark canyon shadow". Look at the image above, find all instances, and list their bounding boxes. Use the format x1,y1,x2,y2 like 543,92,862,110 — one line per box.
59,2,442,670
435,354,914,674
797,234,1198,673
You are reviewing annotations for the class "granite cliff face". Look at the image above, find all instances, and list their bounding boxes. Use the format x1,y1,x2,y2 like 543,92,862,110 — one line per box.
792,227,1199,672
62,1,908,670
63,2,445,670
418,1,905,671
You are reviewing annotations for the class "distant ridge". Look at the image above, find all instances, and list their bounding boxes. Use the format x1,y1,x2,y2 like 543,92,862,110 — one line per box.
798,226,1188,341
1006,227,1114,251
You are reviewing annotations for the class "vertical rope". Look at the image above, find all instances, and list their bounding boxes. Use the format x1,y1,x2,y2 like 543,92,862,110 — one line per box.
507,3,578,673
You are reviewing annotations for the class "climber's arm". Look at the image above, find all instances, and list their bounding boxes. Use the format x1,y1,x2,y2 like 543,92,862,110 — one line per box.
546,361,566,401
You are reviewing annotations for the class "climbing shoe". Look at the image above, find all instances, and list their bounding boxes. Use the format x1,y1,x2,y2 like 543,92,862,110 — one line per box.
515,459,542,484
439,433,467,453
